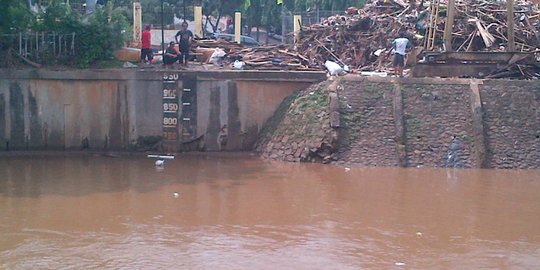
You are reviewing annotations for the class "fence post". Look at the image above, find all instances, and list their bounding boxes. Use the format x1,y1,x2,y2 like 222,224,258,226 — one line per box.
19,33,22,56
281,3,285,44
133,2,142,47
194,5,203,38
36,32,39,60
72,33,75,55
293,15,302,44
52,32,56,56
24,35,28,58
235,12,241,44
59,35,62,55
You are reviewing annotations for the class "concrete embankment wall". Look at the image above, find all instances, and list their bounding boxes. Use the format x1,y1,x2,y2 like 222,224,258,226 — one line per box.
258,76,540,169
0,69,324,151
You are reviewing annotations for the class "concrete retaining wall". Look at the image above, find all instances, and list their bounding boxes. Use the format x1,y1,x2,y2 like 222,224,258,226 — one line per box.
0,69,324,151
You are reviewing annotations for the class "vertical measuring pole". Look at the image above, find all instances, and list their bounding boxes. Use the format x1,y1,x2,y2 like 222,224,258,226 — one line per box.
507,0,516,52
162,73,180,153
235,12,242,44
443,0,455,51
180,78,197,141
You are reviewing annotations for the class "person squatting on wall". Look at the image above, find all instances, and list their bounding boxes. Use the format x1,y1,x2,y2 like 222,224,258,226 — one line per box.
163,42,180,68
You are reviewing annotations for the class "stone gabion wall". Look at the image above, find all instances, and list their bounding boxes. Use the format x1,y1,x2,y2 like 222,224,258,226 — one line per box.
402,84,477,168
336,81,400,167
480,81,540,169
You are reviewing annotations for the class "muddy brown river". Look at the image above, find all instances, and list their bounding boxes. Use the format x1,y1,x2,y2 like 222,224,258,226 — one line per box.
0,154,539,269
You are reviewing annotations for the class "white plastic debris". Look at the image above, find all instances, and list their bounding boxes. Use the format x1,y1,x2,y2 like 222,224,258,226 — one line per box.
345,167,351,172
209,48,226,65
155,159,165,167
123,62,138,68
233,60,245,69
360,71,388,77
147,154,175,159
173,192,180,198
395,262,406,266
416,232,423,236
325,60,344,76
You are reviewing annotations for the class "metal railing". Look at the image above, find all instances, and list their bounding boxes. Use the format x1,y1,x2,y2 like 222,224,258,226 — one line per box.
1,32,77,63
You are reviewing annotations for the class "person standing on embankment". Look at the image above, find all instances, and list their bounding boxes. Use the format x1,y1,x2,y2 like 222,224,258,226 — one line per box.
175,22,193,68
141,24,153,65
392,32,410,77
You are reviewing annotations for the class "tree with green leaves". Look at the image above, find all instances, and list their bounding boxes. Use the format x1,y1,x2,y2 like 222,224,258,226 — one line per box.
0,0,33,64
1,0,130,67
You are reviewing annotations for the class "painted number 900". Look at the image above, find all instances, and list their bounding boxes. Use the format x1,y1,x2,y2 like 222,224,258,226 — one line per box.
163,89,177,98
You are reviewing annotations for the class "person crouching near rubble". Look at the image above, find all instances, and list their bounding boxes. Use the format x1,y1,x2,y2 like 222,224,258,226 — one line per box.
392,32,410,77
163,42,180,68
175,21,193,67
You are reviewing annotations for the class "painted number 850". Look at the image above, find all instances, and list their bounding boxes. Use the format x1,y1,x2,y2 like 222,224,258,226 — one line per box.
163,103,179,111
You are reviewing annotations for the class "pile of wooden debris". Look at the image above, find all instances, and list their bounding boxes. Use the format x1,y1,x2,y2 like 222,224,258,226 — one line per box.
295,0,540,77
191,0,540,78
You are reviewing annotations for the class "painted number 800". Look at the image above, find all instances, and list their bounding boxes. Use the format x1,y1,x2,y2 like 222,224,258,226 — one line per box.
163,117,178,126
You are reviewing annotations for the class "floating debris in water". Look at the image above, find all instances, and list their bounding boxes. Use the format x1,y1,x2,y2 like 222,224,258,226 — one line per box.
395,262,406,266
345,167,351,172
173,192,180,198
416,232,423,236
155,159,165,167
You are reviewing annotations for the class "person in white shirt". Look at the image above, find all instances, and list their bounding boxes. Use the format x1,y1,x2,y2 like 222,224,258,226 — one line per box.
392,32,410,77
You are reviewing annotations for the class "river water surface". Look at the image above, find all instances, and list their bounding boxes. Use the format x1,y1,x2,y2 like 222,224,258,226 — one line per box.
1,154,539,269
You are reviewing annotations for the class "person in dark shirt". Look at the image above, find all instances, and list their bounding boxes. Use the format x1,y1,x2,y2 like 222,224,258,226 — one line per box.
163,42,179,67
174,21,193,67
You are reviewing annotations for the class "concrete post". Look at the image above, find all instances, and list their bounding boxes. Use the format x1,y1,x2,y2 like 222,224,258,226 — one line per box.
133,2,142,48
393,82,408,167
194,6,203,38
235,12,242,44
469,81,488,168
507,0,516,51
293,15,302,44
443,0,456,52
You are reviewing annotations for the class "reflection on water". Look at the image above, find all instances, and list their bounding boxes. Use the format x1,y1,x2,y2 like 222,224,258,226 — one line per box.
1,154,540,269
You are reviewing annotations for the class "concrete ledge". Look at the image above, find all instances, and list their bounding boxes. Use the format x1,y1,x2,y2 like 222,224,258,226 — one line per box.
0,69,327,83
343,74,485,85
